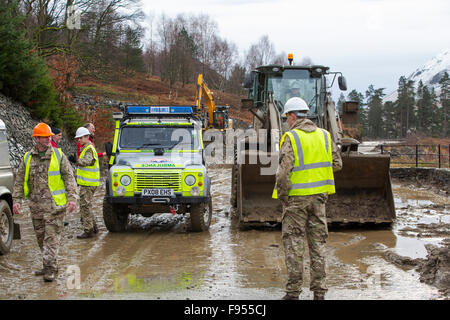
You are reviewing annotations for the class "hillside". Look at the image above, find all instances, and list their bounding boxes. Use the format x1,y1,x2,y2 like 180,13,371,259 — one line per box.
71,72,253,124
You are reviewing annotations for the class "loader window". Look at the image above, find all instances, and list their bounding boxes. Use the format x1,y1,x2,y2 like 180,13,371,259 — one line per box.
269,69,322,116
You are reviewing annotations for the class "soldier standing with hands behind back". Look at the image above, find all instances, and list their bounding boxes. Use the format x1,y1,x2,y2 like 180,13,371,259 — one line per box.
12,123,77,282
75,127,100,239
273,97,342,300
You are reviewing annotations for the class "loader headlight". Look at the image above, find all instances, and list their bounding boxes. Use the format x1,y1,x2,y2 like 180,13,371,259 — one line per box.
120,175,131,186
185,175,196,186
190,186,200,196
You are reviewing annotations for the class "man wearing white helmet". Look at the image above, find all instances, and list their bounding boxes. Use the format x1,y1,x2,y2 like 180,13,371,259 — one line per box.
273,97,342,300
74,127,101,239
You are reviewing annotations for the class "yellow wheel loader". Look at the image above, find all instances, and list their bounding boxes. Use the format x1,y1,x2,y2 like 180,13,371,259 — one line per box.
230,55,395,227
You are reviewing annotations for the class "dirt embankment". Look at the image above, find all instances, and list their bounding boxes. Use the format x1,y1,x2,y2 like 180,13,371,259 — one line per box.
390,168,450,194
388,167,450,296
384,241,450,296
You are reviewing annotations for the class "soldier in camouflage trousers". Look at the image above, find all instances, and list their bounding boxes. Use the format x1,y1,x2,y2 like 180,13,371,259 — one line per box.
13,123,78,282
274,98,342,300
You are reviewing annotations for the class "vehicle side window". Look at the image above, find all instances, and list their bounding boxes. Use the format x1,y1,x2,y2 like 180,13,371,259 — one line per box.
0,130,9,167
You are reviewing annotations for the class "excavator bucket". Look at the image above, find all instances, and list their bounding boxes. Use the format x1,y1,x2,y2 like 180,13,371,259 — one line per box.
327,153,395,224
234,152,395,226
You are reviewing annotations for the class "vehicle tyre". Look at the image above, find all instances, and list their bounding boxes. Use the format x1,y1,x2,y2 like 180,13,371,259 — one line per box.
190,198,212,232
102,197,129,232
0,200,13,255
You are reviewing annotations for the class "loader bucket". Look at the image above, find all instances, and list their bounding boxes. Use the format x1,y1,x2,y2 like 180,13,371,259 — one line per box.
236,150,282,224
236,152,395,226
327,153,395,224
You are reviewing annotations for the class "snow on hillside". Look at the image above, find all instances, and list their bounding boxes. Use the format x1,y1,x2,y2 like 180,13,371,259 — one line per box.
384,49,450,102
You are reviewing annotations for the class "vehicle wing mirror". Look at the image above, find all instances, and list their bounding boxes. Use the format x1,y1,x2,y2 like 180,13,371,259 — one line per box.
243,73,254,89
338,76,347,91
105,142,113,157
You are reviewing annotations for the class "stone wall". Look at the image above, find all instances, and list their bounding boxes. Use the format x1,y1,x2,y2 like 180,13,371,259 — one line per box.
0,93,76,171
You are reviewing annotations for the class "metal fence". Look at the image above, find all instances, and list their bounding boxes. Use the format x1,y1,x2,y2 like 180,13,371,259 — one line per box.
380,144,450,168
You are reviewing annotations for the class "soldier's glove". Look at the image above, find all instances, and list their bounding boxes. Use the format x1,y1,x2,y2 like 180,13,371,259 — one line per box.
68,153,76,164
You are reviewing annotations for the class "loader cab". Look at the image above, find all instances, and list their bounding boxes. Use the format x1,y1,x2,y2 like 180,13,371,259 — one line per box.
246,65,329,119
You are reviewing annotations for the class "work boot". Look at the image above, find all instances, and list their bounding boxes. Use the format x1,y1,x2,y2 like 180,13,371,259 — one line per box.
77,230,95,239
43,269,57,282
281,293,299,300
313,292,325,300
35,267,58,276
34,269,45,276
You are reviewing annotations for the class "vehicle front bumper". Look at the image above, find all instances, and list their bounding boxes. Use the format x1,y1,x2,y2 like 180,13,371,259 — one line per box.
106,195,209,205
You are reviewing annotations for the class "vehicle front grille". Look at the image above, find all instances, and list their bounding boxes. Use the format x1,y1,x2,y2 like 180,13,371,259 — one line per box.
134,170,182,192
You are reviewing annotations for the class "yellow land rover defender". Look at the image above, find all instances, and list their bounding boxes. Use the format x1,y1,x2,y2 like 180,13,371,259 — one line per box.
104,105,212,232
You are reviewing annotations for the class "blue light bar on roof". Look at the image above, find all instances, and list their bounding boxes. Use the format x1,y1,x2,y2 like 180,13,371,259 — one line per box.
126,105,194,115
171,106,193,114
127,106,150,114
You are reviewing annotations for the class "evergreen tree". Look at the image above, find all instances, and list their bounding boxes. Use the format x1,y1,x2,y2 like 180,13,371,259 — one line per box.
416,80,435,135
438,72,449,137
396,76,415,137
383,101,397,138
428,87,440,137
0,2,60,125
365,85,385,138
121,25,145,75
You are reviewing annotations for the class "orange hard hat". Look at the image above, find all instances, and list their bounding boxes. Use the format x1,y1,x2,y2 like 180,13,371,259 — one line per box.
32,123,54,137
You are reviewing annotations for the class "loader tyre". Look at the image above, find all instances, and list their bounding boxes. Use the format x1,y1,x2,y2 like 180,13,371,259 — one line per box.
0,200,13,255
190,198,212,232
103,197,129,232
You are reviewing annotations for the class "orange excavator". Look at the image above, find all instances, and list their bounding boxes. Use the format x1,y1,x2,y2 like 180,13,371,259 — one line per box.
195,74,230,130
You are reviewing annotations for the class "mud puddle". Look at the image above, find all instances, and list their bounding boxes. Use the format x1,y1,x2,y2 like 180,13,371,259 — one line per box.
0,169,448,300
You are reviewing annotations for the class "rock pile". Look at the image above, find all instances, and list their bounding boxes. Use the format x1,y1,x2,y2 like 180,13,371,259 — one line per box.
0,93,76,170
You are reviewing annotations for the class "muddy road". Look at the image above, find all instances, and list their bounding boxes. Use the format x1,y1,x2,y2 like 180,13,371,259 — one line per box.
0,167,448,300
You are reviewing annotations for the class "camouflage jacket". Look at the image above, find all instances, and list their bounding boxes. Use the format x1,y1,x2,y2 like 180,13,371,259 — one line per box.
76,142,96,167
276,118,343,202
13,145,78,206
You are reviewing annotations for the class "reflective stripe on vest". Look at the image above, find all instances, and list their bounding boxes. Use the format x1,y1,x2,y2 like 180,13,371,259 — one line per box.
272,128,335,198
76,144,100,186
23,148,67,206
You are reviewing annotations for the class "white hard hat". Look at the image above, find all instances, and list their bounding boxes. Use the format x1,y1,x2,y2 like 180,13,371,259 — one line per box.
282,97,309,116
75,127,90,139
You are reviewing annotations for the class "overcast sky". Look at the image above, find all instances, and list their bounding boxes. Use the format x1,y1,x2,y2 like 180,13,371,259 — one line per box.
142,0,449,97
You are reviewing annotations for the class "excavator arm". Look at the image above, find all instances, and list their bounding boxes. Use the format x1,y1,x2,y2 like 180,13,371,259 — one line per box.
196,74,215,128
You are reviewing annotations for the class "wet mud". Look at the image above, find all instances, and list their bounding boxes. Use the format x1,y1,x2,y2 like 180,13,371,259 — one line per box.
0,168,449,300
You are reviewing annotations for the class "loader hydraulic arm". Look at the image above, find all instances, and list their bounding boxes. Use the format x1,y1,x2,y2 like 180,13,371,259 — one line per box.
196,74,215,128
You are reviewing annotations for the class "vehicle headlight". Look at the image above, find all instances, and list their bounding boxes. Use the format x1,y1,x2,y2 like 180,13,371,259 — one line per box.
116,186,126,196
190,186,200,196
120,175,131,186
185,174,196,186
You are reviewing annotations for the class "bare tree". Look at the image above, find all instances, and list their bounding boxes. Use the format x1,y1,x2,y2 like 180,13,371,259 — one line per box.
245,35,276,71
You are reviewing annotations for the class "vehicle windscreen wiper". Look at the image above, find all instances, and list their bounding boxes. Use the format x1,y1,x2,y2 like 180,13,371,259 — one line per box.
137,143,161,149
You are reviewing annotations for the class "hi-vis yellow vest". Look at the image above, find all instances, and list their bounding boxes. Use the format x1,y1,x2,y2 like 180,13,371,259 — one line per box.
76,144,100,186
272,128,335,198
24,148,67,206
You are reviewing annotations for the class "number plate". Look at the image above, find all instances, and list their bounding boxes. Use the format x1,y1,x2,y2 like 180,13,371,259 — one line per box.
141,189,175,197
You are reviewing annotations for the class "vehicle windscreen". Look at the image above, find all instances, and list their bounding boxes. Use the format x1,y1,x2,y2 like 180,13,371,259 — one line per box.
119,126,200,150
268,69,322,116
